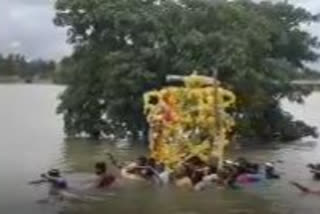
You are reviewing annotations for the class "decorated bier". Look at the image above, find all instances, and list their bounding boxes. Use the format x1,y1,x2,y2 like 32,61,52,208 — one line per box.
144,74,236,169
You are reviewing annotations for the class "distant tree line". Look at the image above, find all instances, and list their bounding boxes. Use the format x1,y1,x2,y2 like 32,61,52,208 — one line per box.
298,68,320,80
0,53,56,81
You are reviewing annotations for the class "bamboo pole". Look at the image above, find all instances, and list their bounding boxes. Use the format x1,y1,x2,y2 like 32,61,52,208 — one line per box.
211,68,224,169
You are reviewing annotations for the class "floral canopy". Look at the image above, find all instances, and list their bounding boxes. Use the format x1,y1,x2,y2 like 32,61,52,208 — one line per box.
144,74,236,168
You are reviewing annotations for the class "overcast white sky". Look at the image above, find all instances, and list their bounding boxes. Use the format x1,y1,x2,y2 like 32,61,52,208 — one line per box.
0,0,71,60
0,0,320,63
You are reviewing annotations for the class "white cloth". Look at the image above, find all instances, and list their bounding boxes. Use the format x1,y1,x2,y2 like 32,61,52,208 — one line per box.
158,171,170,184
194,174,218,191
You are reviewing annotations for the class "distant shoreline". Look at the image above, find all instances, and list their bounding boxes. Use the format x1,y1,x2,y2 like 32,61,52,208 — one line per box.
0,75,54,84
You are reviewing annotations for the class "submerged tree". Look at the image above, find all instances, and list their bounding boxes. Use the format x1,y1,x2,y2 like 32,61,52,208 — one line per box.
54,0,319,140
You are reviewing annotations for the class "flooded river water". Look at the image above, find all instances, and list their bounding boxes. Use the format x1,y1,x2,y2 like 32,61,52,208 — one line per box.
1,84,320,214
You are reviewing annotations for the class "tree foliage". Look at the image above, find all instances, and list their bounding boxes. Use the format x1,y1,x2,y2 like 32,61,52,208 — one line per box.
54,0,319,140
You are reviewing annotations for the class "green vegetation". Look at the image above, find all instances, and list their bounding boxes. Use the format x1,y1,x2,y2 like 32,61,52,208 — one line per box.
0,53,56,82
54,0,319,141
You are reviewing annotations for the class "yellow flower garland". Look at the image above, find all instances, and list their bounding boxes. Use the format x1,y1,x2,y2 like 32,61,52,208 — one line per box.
144,74,236,168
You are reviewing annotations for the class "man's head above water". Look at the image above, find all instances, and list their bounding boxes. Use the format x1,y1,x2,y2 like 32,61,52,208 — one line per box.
95,162,107,175
47,169,61,178
137,156,148,166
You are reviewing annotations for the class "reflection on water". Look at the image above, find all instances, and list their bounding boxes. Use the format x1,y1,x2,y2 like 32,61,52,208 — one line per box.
1,84,320,214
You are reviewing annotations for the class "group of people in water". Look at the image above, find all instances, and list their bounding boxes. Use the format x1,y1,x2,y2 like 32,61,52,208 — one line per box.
30,154,320,202
30,154,284,201
117,155,281,191
29,161,116,202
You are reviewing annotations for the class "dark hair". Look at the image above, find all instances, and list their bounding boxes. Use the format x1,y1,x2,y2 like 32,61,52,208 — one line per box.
48,169,60,177
308,163,316,169
208,165,218,174
187,156,205,167
157,162,165,172
95,162,107,173
237,157,248,165
191,170,204,185
137,156,148,166
148,158,156,167
251,163,260,173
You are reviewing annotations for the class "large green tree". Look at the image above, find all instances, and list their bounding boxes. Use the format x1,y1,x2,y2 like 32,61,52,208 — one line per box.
55,0,319,140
